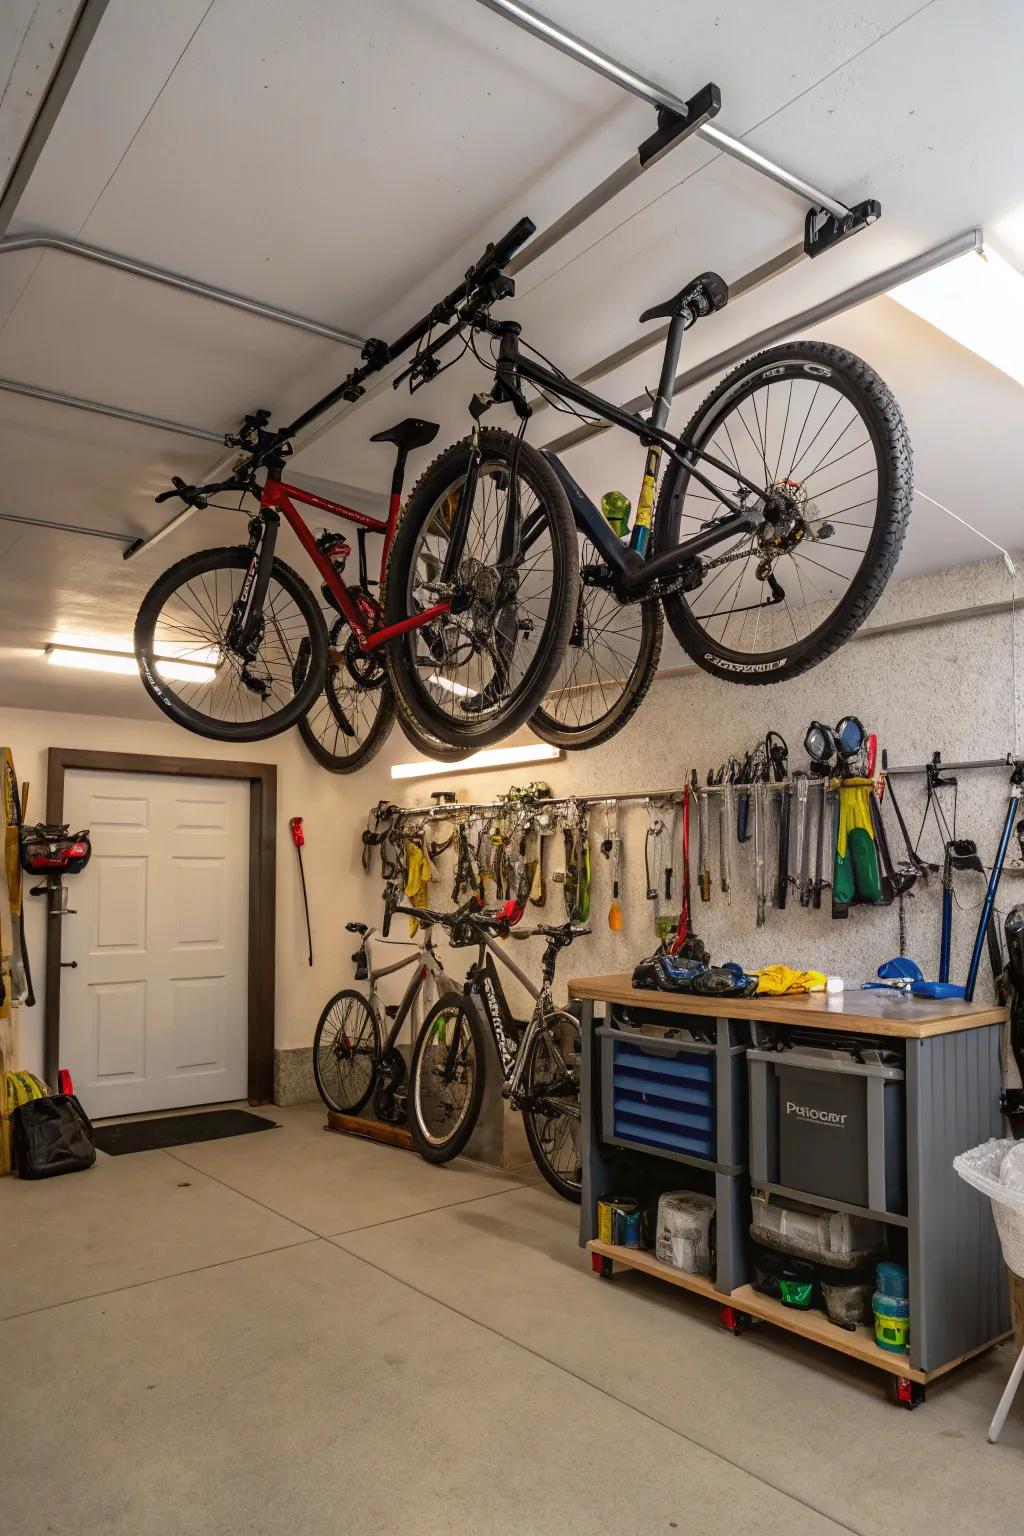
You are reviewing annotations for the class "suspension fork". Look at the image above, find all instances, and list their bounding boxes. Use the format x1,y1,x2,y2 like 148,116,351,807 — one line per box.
440,424,483,584
228,509,280,653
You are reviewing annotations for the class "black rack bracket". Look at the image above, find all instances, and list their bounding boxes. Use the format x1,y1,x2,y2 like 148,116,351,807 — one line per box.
804,198,882,259
638,83,722,168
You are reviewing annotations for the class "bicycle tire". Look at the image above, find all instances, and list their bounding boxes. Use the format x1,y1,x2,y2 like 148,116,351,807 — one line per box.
384,428,579,747
530,557,663,749
312,988,382,1116
295,621,397,773
654,341,912,684
407,992,487,1164
521,1009,583,1203
394,706,476,761
135,546,327,741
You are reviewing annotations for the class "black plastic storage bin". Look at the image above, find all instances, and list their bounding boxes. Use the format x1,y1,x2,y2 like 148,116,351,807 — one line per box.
599,1021,744,1173
748,1041,906,1214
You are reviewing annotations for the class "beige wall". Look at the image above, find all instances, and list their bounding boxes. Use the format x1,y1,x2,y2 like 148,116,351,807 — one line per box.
388,554,1024,1012
1,701,411,1079
4,551,1022,1085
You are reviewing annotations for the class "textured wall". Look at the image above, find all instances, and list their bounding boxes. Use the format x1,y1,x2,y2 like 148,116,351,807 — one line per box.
387,553,1023,1010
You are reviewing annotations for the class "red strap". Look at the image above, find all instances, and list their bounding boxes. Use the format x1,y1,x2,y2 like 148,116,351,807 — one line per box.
669,788,690,954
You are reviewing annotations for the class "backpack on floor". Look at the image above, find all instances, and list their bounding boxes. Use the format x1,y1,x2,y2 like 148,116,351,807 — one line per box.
2,1070,49,1175
12,1092,96,1179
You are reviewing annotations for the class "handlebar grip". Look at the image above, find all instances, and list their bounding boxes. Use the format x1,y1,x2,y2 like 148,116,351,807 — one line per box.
155,477,193,505
480,216,536,274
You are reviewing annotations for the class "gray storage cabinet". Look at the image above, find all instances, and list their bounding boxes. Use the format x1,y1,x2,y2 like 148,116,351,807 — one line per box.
573,977,1010,1383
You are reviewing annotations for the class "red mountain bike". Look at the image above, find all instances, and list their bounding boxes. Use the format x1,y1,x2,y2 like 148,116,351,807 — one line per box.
134,218,578,748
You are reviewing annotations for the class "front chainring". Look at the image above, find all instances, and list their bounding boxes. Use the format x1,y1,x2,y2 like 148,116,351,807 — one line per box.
371,1047,408,1124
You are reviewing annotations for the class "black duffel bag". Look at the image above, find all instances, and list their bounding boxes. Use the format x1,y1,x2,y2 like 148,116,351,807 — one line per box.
13,1093,96,1178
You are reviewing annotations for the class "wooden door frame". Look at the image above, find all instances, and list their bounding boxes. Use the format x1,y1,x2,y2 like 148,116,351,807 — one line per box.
43,747,276,1101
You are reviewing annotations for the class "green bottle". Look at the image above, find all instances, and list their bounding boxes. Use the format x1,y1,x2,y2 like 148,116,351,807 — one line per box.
601,490,631,538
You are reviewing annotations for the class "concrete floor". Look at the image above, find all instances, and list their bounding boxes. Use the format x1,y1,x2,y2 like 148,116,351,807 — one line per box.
2,1103,1023,1534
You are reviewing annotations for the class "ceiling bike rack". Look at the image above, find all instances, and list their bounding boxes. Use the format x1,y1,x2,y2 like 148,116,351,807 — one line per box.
0,0,966,565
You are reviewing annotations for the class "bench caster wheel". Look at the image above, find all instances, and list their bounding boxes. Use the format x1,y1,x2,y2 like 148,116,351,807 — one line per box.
887,1375,924,1409
592,1254,614,1279
719,1305,751,1335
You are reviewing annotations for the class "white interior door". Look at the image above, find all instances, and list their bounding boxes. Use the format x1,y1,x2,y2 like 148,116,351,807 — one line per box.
61,769,250,1119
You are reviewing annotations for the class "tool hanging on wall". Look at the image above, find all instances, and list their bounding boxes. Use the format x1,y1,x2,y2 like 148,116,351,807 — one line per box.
965,761,1024,1001
695,773,712,903
289,817,314,966
644,802,667,932
600,802,623,931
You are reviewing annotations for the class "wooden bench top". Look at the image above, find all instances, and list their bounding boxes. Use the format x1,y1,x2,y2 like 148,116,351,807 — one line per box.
567,973,1006,1039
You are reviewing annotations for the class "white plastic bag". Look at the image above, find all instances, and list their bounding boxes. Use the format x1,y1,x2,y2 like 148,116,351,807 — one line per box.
953,1139,1024,1278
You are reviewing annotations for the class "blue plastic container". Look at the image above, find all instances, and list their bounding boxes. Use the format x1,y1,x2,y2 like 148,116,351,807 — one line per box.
875,1260,909,1299
873,1290,910,1353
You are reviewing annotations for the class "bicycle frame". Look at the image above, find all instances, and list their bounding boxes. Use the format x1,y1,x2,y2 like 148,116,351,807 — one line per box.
462,929,552,1099
361,930,458,1048
259,476,451,652
515,348,764,601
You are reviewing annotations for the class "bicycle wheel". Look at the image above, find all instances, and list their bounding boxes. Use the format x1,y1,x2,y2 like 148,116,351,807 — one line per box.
394,704,477,761
295,614,396,773
385,428,579,747
653,342,912,684
312,989,382,1116
530,534,663,748
521,1009,582,1202
408,992,486,1164
135,547,327,741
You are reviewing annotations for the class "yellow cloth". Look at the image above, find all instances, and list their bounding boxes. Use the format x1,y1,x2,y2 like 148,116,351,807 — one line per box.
755,964,827,996
404,840,434,935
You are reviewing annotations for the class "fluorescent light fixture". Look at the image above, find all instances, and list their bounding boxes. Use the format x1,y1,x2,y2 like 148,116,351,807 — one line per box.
391,742,562,781
45,643,216,684
889,247,1024,386
427,673,476,699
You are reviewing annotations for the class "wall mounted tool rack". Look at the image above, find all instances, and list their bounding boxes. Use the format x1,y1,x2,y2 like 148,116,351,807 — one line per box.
0,0,941,560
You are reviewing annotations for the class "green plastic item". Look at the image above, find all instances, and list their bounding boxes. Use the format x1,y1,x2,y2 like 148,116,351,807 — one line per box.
601,490,631,537
779,1278,814,1309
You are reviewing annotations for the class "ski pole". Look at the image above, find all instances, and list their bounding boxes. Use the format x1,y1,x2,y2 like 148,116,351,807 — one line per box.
965,762,1024,1001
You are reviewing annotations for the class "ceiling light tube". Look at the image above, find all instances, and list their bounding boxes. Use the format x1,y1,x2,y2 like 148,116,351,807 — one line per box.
390,742,563,781
45,643,216,684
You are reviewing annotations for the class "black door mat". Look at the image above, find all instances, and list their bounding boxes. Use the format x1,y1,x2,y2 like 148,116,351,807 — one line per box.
93,1109,279,1156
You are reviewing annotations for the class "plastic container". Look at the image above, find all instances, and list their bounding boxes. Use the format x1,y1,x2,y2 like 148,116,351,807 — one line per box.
873,1290,910,1353
821,1279,874,1330
655,1190,715,1274
750,1191,886,1269
875,1259,909,1299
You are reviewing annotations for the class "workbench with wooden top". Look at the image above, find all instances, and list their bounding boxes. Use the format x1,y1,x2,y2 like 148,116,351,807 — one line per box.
569,972,1009,1404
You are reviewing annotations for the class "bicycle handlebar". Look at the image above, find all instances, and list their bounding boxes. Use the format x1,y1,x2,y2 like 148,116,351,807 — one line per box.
156,217,537,507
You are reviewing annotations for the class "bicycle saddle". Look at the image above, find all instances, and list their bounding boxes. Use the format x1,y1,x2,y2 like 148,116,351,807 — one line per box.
369,418,440,452
639,271,728,325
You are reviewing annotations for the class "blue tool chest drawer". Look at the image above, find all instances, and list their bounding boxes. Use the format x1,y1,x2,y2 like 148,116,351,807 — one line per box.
597,1023,744,1172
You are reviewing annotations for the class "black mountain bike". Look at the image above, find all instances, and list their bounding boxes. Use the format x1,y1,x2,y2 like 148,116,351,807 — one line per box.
388,899,586,1203
385,255,912,751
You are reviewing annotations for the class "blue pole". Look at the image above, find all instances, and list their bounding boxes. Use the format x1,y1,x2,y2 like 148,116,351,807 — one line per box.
964,796,1020,1001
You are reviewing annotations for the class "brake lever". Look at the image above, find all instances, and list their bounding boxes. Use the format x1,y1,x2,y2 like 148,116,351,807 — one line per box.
154,476,207,507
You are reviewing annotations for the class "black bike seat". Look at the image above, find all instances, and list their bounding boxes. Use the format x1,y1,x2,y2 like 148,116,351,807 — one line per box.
345,921,369,934
369,418,440,452
639,271,728,325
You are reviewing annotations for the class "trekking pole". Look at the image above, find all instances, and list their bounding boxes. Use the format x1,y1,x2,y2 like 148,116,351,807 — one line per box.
965,762,1024,1001
289,816,314,967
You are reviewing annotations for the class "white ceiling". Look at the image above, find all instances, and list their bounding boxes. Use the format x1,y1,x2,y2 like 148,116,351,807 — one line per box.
1,0,1023,719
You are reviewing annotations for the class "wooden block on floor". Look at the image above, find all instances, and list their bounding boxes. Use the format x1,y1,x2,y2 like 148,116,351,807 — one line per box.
325,1111,414,1151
